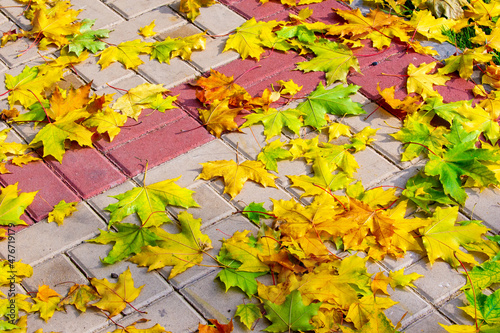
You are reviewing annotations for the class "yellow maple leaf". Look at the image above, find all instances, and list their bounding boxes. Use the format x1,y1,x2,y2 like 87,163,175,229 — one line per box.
47,200,78,226
197,159,277,199
180,0,216,22
90,267,143,317
97,40,151,70
111,83,171,120
406,62,450,99
138,20,156,38
198,99,242,138
31,285,62,322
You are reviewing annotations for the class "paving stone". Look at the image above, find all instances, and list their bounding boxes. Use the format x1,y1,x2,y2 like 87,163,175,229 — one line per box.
44,144,126,199
406,259,466,306
222,125,267,161
347,0,375,14
439,292,475,326
464,187,500,234
97,292,205,333
94,108,186,152
302,0,351,24
71,0,124,29
352,146,399,188
106,115,214,177
67,242,174,314
385,286,432,329
163,214,256,288
157,22,204,40
133,139,237,188
138,56,199,88
0,0,31,30
170,80,205,119
421,40,456,61
0,202,105,265
0,160,80,221
0,59,6,73
435,74,476,103
0,12,7,25
226,0,290,21
0,34,56,68
168,182,236,227
189,37,239,72
340,102,413,167
22,254,87,296
105,6,184,44
86,180,140,224
403,310,453,332
216,51,306,89
27,305,110,333
352,41,408,72
107,0,172,19
189,3,246,35
381,251,424,272
75,55,135,90
180,270,270,331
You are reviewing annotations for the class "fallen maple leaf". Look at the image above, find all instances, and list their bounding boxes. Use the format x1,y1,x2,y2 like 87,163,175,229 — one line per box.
58,284,100,313
30,285,62,322
197,159,277,199
199,319,234,333
110,323,170,333
198,99,242,138
90,267,144,317
242,107,305,139
195,69,251,107
47,200,78,226
180,0,216,21
405,62,450,99
0,260,32,285
139,20,156,38
129,211,212,278
97,39,151,70
0,183,37,226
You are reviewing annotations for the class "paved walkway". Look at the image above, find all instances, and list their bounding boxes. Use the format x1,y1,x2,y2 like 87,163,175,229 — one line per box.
0,0,498,332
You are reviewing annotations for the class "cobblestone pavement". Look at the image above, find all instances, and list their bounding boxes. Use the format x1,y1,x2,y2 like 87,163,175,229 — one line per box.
0,0,498,332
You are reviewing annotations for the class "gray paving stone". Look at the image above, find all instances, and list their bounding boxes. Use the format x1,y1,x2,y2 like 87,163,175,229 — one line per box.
157,22,203,40
67,242,174,315
134,139,238,188
168,182,236,227
94,74,149,103
222,125,268,161
347,0,375,14
340,103,414,167
75,54,135,90
105,6,184,45
381,250,424,272
404,310,453,333
439,293,475,326
176,3,246,35
406,259,466,306
0,33,56,68
0,0,31,30
0,59,6,73
22,254,87,296
166,214,257,289
97,292,204,333
0,202,106,266
27,305,111,333
464,187,500,234
385,286,432,329
107,0,173,19
71,0,124,29
180,270,270,331
0,12,7,25
352,146,399,188
137,56,199,88
189,37,239,72
274,159,311,192
421,41,456,61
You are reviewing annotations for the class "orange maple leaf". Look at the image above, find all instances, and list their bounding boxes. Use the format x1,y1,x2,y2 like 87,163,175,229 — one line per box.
195,69,251,107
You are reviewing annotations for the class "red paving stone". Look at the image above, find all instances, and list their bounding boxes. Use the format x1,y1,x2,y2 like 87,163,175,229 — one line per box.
226,0,290,21
44,144,127,199
217,50,307,88
105,116,214,177
301,0,351,23
0,161,80,222
170,82,205,121
94,107,186,152
352,40,407,70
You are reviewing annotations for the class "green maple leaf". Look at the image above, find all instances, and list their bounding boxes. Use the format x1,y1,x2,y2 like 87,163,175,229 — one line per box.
307,142,360,177
421,96,469,125
30,110,94,163
463,289,500,325
424,136,500,204
0,320,19,330
402,172,456,212
288,157,352,196
297,82,364,129
391,112,449,161
58,284,100,312
438,47,493,79
296,39,360,85
235,303,263,330
216,247,267,297
257,140,292,172
129,212,212,278
242,108,305,140
88,223,161,264
0,183,37,226
277,24,320,43
464,260,500,291
67,19,110,56
149,38,186,64
105,176,199,228
263,290,321,332
242,202,269,225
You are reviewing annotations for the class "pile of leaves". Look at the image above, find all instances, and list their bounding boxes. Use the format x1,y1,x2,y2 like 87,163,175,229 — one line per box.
2,0,500,332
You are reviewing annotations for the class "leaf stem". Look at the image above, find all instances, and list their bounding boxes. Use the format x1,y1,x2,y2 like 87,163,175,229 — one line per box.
27,89,51,123
454,252,479,332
